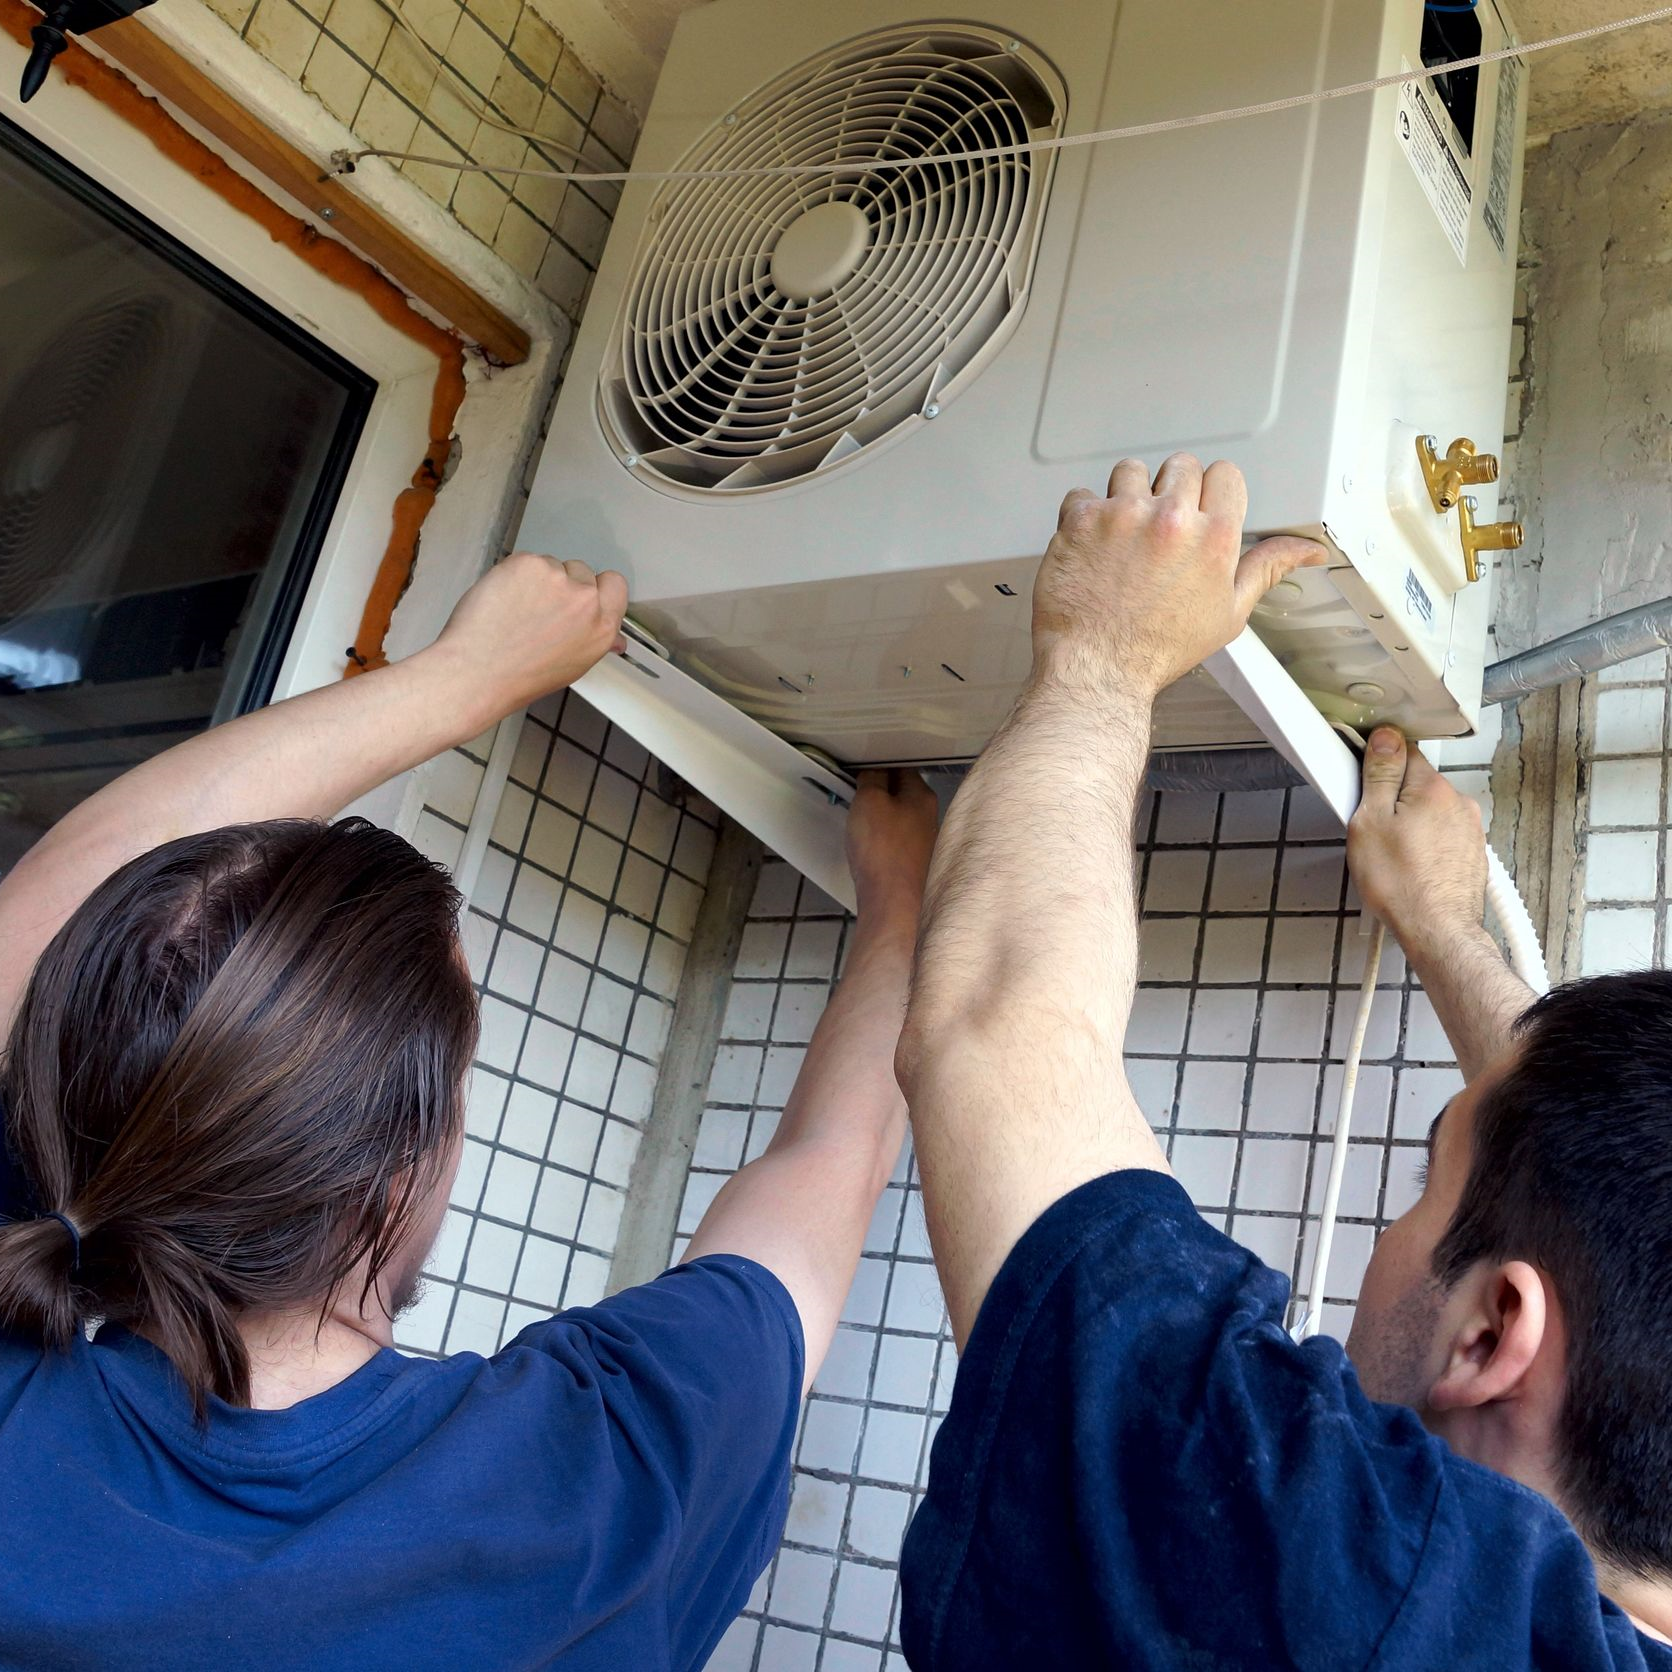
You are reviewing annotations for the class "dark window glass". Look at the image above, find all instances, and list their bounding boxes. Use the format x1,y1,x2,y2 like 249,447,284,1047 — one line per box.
1421,2,1483,156
0,115,373,869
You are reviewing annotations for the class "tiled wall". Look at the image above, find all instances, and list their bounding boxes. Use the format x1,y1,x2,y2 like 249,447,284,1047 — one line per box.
1577,651,1672,975
204,0,634,313
394,687,716,1355
693,764,1493,1672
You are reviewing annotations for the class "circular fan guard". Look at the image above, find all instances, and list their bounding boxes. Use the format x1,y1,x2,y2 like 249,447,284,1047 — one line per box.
600,28,1062,494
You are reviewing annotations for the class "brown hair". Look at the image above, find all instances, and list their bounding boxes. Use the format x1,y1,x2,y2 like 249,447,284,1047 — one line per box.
0,818,478,1412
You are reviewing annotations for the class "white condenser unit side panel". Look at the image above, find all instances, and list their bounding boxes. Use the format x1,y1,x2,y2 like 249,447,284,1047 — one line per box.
521,0,1526,771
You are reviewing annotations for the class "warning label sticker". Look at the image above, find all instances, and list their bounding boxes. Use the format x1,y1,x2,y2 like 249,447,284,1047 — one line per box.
1405,568,1435,630
1484,54,1522,256
1396,62,1472,266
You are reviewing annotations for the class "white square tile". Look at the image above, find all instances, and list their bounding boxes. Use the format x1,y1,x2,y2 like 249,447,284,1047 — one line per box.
1392,1066,1466,1141
602,726,649,781
547,1102,604,1172
1304,1139,1384,1220
1599,650,1667,683
830,1560,897,1643
1247,1062,1318,1134
1256,990,1329,1059
586,764,638,838
1585,830,1659,903
1338,921,1406,986
1233,1137,1309,1212
412,810,465,870
553,890,606,961
694,1106,749,1170
1154,791,1220,844
427,1207,472,1283
786,1470,847,1551
445,1288,507,1356
535,952,590,1026
609,1055,657,1121
627,995,673,1060
769,1548,836,1629
799,1398,864,1472
564,1250,610,1307
1277,844,1345,911
859,1407,926,1486
425,748,483,824
485,929,542,1005
1129,987,1189,1053
848,1484,911,1561
673,817,717,882
840,1257,889,1327
523,800,579,876
872,1333,937,1408
530,1165,586,1238
1384,1145,1427,1219
1595,686,1665,756
1219,790,1286,843
1144,849,1210,913
1187,990,1256,1056
1284,790,1339,841
752,861,802,916
1319,1063,1392,1139
614,851,665,922
570,826,625,898
464,1069,509,1141
519,1017,575,1093
658,873,703,939
1402,990,1456,1062
1590,758,1662,827
706,1619,759,1672
786,919,843,979
628,792,680,863
451,1137,490,1210
737,921,790,978
481,1149,539,1222
772,984,829,1044
470,845,514,917
593,1119,640,1186
709,1044,764,1103
1581,906,1657,974
1176,1059,1246,1131
1230,1212,1300,1277
581,973,635,1043
566,1037,619,1108
394,1278,453,1353
723,982,775,1041
1327,987,1401,1060
1266,917,1338,983
678,1168,726,1236
1170,1133,1239,1206
508,721,551,790
644,932,687,998
460,910,495,983
1208,846,1276,912
863,1188,906,1254
759,1047,806,1108
1199,917,1266,983
814,1326,876,1400
557,694,608,751
464,1219,522,1291
599,913,650,982
508,1237,568,1310
579,1183,625,1249
506,864,561,939
758,1624,818,1672
883,1266,946,1336
1138,917,1199,981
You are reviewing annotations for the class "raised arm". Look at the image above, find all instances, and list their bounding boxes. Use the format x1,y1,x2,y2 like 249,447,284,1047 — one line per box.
895,455,1323,1346
683,771,937,1393
1347,727,1534,1080
0,554,626,1036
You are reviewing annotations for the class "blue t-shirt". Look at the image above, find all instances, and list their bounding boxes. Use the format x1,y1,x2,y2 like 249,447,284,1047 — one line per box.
901,1170,1672,1671
0,1255,802,1670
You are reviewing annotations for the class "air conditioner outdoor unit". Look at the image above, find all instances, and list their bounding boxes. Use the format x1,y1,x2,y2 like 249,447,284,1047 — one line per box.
522,0,1525,782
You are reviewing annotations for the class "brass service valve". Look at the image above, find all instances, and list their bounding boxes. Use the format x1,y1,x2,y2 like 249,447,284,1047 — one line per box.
1418,434,1500,513
1457,494,1524,585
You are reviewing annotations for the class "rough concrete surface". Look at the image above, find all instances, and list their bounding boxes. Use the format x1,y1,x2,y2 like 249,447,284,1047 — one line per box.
1504,112,1672,652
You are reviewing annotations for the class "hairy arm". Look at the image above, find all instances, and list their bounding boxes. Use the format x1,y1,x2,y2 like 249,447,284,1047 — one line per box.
897,454,1325,1347
1348,728,1534,1080
0,554,626,1037
684,772,938,1394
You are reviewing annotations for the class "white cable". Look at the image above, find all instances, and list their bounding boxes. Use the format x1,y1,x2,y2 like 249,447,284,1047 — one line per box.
1292,918,1385,1342
1485,842,1551,994
331,5,1672,183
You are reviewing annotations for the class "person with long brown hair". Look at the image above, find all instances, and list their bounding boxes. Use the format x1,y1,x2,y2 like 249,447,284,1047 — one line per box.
0,552,937,1670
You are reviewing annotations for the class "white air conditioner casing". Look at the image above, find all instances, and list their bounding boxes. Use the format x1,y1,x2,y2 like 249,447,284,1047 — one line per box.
523,0,1527,768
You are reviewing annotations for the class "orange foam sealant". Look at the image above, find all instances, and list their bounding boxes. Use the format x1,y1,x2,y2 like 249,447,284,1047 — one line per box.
0,0,469,679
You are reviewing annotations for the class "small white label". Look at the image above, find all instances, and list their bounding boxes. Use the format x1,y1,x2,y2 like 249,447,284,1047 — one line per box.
1396,61,1472,266
1484,54,1522,257
1405,567,1435,628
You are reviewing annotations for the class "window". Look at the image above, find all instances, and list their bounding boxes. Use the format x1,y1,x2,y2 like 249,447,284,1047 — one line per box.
0,114,374,869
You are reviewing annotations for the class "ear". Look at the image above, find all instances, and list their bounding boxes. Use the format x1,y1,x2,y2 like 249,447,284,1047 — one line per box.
1428,1261,1549,1412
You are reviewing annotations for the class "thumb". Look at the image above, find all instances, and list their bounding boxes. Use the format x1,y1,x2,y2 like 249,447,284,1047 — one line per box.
1358,727,1409,818
596,569,629,628
1233,536,1331,618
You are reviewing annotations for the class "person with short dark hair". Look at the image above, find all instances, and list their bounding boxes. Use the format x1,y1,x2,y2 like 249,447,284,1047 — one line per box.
894,454,1672,1669
0,552,939,1670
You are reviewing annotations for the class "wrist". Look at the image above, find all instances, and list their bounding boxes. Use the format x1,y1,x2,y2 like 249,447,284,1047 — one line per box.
1401,915,1496,973
400,642,520,743
1031,640,1165,706
852,878,925,940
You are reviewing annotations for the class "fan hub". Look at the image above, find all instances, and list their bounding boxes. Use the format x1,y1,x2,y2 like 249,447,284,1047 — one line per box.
768,200,870,300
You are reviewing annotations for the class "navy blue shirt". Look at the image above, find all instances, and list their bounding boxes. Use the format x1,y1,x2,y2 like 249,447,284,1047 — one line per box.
0,1255,802,1670
901,1170,1672,1671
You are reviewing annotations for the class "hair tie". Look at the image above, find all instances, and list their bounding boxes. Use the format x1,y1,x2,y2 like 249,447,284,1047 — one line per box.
42,1211,81,1272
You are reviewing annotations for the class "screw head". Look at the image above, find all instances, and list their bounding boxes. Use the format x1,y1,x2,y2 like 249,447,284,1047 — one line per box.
1365,536,1378,555
923,403,941,419
1006,37,1020,50
723,112,738,125
1341,474,1354,493
1425,434,1438,448
1447,651,1458,667
624,454,639,467
1466,495,1479,510
320,206,336,220
901,666,913,678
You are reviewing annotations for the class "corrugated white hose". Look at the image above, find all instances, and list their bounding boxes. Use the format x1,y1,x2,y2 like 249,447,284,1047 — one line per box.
1290,842,1549,1342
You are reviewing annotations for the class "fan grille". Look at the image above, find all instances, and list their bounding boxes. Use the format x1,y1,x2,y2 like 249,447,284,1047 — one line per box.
601,28,1062,494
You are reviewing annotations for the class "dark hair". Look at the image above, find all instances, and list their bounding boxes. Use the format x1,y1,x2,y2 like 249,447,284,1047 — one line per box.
1434,970,1672,1578
0,818,477,1413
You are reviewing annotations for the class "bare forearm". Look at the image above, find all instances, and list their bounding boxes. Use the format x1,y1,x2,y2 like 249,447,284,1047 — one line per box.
1398,921,1534,1081
900,676,1167,1342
